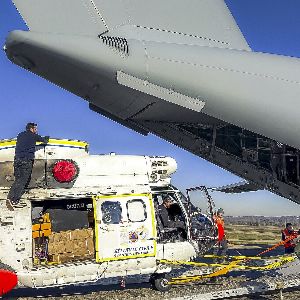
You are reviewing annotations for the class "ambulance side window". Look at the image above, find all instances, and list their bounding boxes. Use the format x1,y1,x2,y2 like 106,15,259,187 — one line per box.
101,201,122,224
127,199,147,222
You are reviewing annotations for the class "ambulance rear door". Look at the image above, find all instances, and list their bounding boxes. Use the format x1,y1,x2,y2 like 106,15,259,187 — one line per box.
93,194,157,263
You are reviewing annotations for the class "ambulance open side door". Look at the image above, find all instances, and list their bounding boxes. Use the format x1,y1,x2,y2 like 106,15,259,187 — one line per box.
93,194,157,262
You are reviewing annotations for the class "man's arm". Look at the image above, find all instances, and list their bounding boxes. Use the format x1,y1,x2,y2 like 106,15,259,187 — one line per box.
174,220,185,230
35,134,50,144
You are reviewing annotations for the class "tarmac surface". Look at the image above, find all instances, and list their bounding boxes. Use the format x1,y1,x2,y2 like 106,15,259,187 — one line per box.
8,281,300,300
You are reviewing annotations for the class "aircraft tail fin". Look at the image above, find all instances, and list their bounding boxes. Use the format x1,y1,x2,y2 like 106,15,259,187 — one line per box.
12,0,250,50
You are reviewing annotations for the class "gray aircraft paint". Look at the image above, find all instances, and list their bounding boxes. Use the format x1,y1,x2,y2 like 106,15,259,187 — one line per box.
5,0,300,202
6,31,300,148
11,0,250,49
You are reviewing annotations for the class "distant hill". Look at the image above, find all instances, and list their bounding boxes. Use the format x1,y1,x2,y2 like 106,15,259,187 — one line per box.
225,216,300,227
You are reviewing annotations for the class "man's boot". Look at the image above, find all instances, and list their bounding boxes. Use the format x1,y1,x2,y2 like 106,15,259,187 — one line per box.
6,200,14,211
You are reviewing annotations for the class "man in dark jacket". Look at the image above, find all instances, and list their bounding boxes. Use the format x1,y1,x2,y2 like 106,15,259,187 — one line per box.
7,123,49,209
158,196,185,230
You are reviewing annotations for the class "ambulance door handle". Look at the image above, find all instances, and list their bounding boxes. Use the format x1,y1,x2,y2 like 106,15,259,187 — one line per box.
98,226,109,232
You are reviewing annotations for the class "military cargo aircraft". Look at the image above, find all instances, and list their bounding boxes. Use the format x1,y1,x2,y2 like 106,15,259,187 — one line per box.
4,0,300,204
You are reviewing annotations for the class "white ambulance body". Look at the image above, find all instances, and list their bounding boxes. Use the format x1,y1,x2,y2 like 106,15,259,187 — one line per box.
0,138,209,291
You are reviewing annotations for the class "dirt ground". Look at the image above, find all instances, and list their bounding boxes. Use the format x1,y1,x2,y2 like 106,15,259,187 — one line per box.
11,283,300,300
226,224,282,245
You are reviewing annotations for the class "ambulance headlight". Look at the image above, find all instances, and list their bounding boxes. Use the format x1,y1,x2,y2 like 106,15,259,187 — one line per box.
52,160,79,183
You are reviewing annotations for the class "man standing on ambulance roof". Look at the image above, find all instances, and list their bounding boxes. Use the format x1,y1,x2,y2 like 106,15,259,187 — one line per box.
7,123,49,209
213,208,228,256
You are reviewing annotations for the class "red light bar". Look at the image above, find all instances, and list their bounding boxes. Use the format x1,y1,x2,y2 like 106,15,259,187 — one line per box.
52,160,78,183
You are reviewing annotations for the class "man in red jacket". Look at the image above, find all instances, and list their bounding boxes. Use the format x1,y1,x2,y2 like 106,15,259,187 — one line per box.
213,208,228,257
282,223,298,254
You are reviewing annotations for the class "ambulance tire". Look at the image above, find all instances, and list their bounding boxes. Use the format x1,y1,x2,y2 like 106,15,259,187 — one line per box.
151,274,171,292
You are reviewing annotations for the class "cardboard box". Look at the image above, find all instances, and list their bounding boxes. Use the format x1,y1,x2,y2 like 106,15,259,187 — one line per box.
55,241,66,253
50,254,61,264
32,224,41,231
71,228,93,240
32,231,39,239
86,237,95,254
88,228,94,238
52,233,60,243
50,252,76,264
48,241,66,255
48,233,55,243
78,240,87,249
64,240,74,252
48,242,55,254
41,229,51,237
70,229,85,240
75,248,87,256
47,228,95,262
41,223,51,231
32,229,52,238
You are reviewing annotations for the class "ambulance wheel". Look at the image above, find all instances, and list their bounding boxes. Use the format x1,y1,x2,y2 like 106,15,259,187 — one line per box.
151,274,171,292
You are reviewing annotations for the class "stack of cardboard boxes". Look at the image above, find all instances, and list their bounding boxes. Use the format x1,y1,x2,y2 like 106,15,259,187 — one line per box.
32,213,52,238
48,228,94,264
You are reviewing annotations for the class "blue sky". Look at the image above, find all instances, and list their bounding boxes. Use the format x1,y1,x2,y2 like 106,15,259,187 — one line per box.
0,0,300,216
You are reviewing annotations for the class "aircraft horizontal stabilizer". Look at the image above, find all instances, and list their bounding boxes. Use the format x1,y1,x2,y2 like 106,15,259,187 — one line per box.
12,0,108,36
12,0,250,50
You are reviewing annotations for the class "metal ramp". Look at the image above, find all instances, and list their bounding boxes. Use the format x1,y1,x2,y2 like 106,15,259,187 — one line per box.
138,120,300,204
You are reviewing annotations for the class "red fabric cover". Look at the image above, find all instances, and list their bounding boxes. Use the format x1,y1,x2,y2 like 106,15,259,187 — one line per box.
52,160,77,183
217,222,225,241
214,215,225,241
282,228,298,249
0,270,18,296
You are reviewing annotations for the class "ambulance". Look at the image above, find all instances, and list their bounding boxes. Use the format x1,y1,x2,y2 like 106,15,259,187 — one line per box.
0,138,216,295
